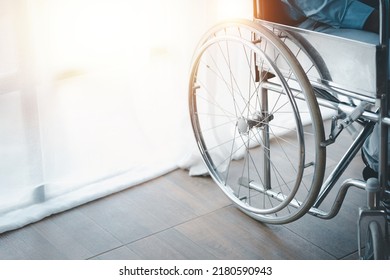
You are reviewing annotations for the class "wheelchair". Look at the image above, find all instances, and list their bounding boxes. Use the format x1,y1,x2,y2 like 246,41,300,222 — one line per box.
188,0,390,259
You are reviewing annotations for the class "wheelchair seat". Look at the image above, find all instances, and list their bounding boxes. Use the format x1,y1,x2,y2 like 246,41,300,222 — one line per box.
254,0,380,101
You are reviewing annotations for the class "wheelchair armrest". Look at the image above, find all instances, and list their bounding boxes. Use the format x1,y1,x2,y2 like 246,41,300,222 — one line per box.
253,0,305,26
378,0,389,98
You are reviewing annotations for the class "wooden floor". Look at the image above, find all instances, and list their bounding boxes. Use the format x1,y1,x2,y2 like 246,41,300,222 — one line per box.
0,127,369,260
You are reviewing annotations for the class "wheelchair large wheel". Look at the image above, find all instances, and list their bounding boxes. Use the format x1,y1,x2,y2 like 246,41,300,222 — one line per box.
189,20,326,224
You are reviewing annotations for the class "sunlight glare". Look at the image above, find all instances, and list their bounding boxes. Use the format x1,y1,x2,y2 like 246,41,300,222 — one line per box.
217,0,252,20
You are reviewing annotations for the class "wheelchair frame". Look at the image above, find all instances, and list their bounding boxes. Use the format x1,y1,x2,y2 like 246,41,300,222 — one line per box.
189,0,390,259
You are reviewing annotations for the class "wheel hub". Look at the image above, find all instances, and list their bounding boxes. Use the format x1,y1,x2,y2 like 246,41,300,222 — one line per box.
237,112,273,134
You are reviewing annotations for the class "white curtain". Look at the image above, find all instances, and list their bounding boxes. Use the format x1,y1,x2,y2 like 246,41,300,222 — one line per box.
0,0,252,233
